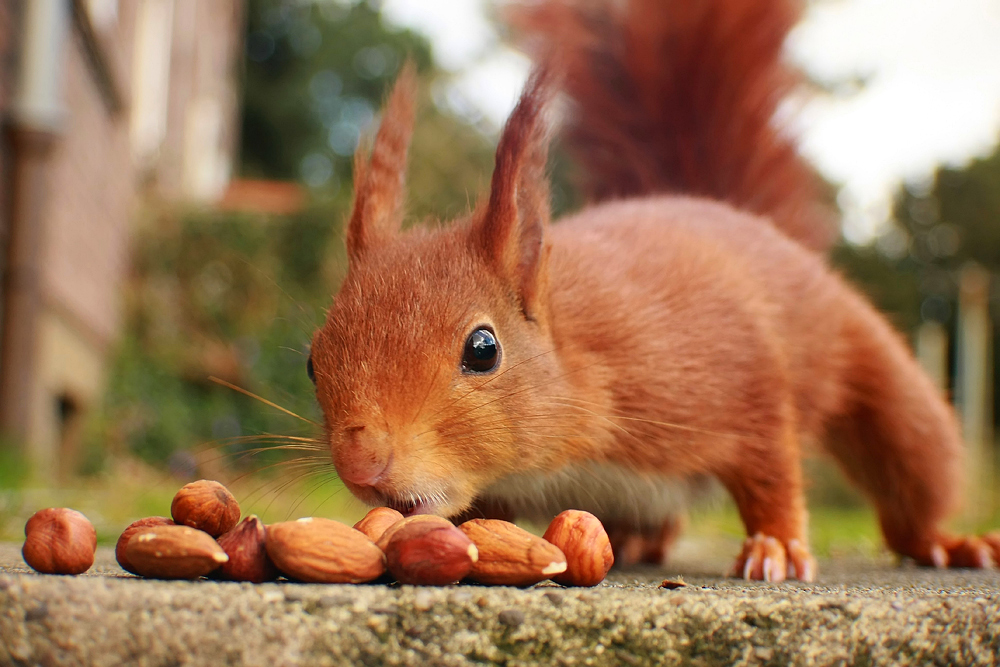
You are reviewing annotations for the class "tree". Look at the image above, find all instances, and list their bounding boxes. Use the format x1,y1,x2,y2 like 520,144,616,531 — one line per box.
833,138,1000,428
836,139,1000,330
239,0,496,220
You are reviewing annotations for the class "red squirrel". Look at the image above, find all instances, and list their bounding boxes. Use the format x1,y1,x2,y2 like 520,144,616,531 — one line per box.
307,0,1000,581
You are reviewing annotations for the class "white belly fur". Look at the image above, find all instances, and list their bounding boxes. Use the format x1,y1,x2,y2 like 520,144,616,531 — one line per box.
481,462,721,528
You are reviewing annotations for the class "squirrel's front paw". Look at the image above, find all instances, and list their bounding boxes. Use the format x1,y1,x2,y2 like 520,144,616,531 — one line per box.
731,533,816,583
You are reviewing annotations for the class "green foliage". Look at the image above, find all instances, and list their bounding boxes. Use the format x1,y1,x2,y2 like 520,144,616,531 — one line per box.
831,243,925,333
241,0,434,186
89,205,339,467
241,0,497,214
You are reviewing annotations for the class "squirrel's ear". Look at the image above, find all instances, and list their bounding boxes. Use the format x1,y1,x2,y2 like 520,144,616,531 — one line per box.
472,66,555,322
346,62,417,260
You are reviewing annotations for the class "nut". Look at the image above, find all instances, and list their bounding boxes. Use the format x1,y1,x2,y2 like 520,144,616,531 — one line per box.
266,517,385,583
22,508,97,575
216,515,278,583
125,525,229,579
170,479,241,537
354,506,404,542
458,519,567,586
116,517,175,574
382,515,478,585
375,514,452,551
542,510,614,587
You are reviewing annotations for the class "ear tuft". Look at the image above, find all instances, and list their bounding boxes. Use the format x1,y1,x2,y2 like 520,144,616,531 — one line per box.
346,61,418,260
473,64,558,321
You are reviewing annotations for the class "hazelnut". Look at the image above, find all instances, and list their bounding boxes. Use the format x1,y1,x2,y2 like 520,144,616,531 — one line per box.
22,508,97,575
376,514,453,551
354,506,405,542
170,479,240,537
216,515,278,583
381,515,478,585
542,510,614,587
116,516,175,574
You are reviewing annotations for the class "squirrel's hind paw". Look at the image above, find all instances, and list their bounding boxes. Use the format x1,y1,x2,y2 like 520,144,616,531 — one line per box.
606,516,685,568
732,533,816,583
932,534,1000,569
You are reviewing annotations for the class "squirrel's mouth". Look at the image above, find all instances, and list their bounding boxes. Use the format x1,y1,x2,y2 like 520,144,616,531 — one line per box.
386,498,418,516
382,494,443,517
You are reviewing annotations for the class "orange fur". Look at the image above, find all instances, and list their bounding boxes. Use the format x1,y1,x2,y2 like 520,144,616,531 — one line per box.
309,0,997,580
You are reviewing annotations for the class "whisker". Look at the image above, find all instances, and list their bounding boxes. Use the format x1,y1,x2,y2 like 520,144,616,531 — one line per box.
308,477,348,518
194,444,326,472
543,396,754,440
432,359,606,430
226,457,332,494
235,255,321,331
228,458,332,504
187,433,325,459
285,474,340,521
259,470,325,518
208,376,321,426
425,347,561,423
410,353,446,429
538,399,640,442
237,466,318,511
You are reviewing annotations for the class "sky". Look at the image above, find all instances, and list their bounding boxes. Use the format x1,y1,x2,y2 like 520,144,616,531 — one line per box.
380,0,1000,244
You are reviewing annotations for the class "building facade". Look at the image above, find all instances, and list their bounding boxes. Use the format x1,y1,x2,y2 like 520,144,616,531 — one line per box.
0,0,244,478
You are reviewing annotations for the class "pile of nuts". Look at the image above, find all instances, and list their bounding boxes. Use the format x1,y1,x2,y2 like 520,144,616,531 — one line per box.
22,479,614,587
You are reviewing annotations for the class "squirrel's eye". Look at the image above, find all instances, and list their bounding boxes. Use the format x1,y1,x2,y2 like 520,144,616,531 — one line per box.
306,355,315,384
462,328,500,374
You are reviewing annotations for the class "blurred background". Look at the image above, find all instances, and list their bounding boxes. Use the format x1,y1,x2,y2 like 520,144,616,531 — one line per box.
0,0,997,556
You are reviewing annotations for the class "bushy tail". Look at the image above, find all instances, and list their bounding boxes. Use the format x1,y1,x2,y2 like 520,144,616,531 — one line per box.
507,0,836,252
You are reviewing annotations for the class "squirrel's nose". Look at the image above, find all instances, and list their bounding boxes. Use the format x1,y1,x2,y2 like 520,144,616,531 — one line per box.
334,426,392,488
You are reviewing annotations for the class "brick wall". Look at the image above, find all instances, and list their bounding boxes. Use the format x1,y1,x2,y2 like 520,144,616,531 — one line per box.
0,0,24,297
43,9,136,345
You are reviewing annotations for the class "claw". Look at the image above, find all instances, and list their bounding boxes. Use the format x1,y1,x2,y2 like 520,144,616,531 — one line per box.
939,536,996,569
930,543,947,569
733,533,804,582
787,539,815,583
982,533,1000,564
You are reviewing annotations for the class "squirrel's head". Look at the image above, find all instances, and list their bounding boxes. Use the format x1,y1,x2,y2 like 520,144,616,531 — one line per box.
309,65,563,517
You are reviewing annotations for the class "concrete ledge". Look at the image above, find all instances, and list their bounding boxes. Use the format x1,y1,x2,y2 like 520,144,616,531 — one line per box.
1,545,998,666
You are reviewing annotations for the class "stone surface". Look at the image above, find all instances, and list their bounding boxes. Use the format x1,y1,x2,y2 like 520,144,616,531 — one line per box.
1,542,999,666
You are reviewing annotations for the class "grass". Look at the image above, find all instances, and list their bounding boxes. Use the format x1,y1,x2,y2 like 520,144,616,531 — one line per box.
1,453,996,560
0,456,365,545
685,502,883,560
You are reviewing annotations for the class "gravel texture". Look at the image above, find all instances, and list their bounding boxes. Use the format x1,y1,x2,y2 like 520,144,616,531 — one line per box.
1,543,999,666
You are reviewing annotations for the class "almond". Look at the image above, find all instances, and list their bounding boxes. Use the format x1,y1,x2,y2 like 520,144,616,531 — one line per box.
459,519,567,586
382,515,478,585
125,524,229,579
354,506,405,542
543,510,614,587
170,480,241,537
116,516,175,574
22,508,97,575
216,515,278,583
266,517,385,583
